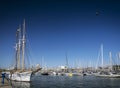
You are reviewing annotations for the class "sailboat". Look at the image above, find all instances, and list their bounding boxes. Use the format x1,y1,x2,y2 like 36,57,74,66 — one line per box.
5,20,41,82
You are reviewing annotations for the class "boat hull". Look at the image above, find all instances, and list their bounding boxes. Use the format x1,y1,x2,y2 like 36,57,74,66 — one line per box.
5,71,32,82
96,74,120,78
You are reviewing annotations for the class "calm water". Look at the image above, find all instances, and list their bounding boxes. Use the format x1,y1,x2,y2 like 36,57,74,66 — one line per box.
11,75,120,88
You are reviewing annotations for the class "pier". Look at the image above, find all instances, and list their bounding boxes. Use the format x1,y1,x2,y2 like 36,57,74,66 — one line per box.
0,78,12,88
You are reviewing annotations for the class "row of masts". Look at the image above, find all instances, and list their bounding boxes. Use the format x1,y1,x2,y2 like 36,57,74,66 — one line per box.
96,44,120,71
15,20,26,71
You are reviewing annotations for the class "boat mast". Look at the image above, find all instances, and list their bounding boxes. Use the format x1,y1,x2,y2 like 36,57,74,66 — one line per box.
65,52,69,72
109,52,112,71
22,19,26,70
17,26,21,70
101,44,104,68
15,30,19,70
118,52,120,70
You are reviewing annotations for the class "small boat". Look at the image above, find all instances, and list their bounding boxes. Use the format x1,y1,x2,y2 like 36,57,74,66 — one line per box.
72,73,83,76
95,72,120,78
41,72,49,75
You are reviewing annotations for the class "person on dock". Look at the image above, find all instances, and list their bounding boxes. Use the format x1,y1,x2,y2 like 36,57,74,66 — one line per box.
1,72,5,84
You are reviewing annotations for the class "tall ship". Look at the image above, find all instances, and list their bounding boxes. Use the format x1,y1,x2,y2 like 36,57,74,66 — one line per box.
5,20,41,82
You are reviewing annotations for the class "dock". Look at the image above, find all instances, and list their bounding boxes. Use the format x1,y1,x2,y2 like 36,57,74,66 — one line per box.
0,78,12,88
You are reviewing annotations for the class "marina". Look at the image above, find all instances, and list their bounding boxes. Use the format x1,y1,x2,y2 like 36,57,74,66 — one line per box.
1,0,120,88
1,22,120,87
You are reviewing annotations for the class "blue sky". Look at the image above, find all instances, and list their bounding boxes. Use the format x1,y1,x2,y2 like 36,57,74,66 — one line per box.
0,0,120,68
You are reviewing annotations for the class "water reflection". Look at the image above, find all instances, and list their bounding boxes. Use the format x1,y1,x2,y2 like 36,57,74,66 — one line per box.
10,81,30,88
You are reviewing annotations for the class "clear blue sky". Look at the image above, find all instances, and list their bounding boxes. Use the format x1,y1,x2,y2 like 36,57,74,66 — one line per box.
0,0,120,68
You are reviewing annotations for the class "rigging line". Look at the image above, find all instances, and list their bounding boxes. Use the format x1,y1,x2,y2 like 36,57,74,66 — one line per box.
25,38,34,68
26,40,33,66
10,45,17,69
26,34,34,65
11,48,16,67
25,46,31,68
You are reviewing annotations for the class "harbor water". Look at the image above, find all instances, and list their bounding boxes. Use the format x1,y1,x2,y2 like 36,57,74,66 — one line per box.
10,75,120,88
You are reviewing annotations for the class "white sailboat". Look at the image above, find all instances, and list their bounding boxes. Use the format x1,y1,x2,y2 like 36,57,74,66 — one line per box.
5,20,40,82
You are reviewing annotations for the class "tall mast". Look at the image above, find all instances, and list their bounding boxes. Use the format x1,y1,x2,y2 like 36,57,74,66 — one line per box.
118,52,120,70
65,52,69,72
17,26,21,69
22,19,26,70
109,52,112,71
15,44,17,70
101,44,103,68
15,30,19,70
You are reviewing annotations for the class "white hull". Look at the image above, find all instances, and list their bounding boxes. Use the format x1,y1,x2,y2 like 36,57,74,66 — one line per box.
5,71,32,82
94,72,120,78
11,81,30,88
96,74,120,78
72,73,83,76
